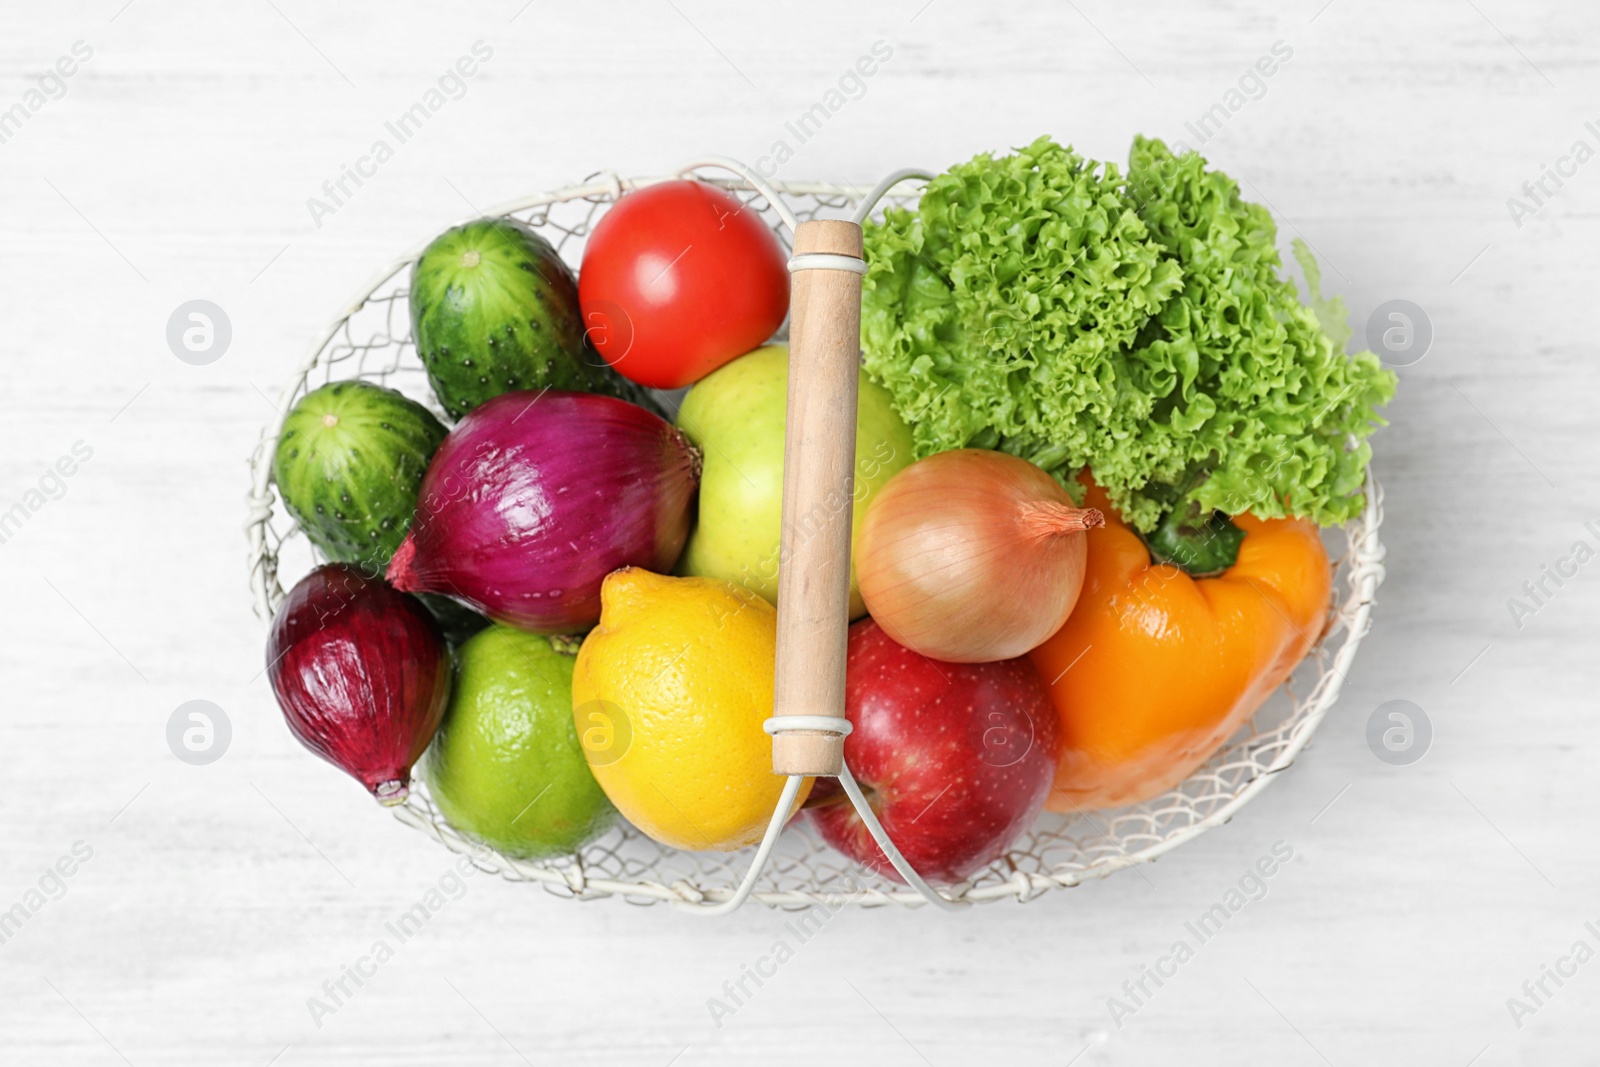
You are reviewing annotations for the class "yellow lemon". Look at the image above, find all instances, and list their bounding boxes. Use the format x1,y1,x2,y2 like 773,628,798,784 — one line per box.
571,567,811,851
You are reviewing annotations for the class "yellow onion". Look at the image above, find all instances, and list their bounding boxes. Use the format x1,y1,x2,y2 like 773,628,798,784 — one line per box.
856,449,1102,663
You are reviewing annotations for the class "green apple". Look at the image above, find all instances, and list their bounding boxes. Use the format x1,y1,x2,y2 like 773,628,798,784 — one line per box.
423,625,614,859
675,344,914,617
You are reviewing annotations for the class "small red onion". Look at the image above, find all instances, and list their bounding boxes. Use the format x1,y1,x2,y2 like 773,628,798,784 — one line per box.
267,564,451,805
386,390,700,633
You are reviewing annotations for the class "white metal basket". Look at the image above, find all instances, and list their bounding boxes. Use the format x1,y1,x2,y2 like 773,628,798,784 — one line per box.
246,170,1387,909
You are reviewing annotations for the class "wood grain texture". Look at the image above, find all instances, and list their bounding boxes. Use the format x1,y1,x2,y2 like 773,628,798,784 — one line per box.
771,220,863,776
1,0,1598,1064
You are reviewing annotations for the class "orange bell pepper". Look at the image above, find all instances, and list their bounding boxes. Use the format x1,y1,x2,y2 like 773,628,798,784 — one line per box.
1028,478,1332,811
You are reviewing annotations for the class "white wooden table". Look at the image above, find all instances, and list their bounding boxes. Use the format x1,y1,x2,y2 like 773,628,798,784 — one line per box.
3,0,1596,1062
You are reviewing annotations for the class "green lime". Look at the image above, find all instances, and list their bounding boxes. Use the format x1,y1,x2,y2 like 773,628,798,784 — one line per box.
424,625,614,859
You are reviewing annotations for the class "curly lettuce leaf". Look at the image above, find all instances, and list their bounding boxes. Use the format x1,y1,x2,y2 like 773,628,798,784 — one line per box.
860,135,1396,532
860,135,1183,489
1293,237,1351,354
1120,136,1395,528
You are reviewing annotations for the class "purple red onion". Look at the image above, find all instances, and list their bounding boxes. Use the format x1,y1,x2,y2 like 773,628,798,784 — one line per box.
386,390,700,633
267,564,451,805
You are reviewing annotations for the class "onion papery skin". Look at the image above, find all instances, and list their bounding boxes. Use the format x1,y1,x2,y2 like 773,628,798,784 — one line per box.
267,564,451,804
387,390,701,633
856,449,1102,663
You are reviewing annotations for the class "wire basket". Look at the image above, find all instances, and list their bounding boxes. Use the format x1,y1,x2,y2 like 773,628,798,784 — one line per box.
246,171,1387,909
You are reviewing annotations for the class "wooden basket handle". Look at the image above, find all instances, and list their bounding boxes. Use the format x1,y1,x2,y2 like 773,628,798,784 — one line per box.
769,219,865,777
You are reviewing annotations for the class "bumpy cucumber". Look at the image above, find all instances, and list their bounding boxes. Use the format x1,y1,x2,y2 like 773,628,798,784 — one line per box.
273,381,447,573
410,218,611,419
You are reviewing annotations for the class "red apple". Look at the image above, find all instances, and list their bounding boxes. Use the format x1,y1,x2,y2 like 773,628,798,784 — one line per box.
809,620,1061,885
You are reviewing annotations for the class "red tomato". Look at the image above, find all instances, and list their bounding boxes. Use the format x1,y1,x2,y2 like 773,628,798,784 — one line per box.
579,180,790,390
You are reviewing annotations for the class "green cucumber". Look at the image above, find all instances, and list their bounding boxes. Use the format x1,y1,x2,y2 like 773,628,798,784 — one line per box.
273,381,447,573
410,218,608,419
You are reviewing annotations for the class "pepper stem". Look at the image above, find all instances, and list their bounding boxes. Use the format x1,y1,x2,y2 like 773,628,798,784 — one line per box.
1141,503,1244,577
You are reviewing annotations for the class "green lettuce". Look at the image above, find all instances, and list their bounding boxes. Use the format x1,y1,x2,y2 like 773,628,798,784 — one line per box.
860,135,1396,532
